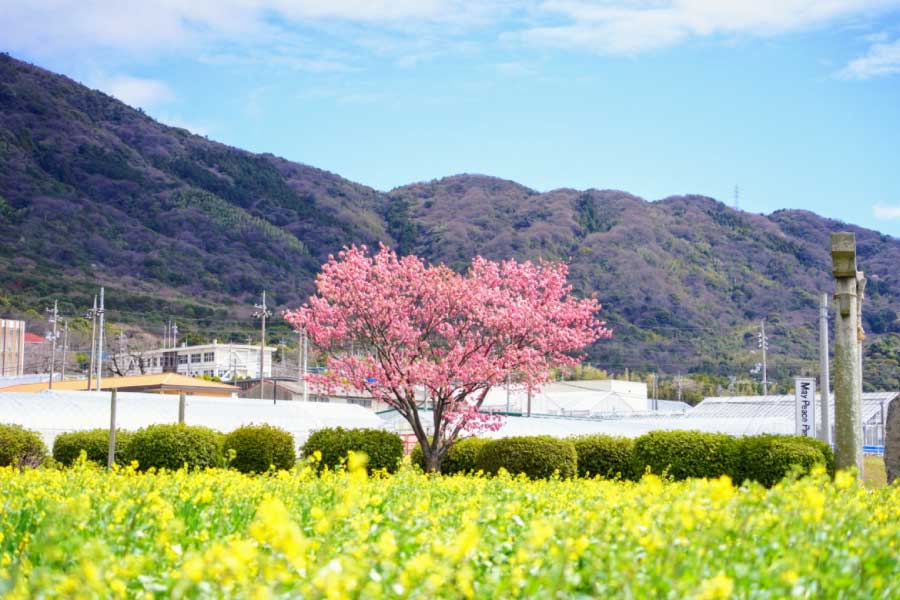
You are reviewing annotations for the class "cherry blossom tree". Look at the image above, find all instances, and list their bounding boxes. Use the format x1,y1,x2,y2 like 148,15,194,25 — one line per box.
284,244,611,472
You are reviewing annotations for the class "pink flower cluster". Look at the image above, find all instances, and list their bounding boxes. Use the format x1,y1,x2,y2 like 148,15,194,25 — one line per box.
284,244,610,450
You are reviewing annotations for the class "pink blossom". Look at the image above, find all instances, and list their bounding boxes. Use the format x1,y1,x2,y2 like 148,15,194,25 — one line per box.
284,244,611,471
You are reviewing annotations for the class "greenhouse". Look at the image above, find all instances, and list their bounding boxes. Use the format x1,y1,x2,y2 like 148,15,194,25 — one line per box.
0,390,386,447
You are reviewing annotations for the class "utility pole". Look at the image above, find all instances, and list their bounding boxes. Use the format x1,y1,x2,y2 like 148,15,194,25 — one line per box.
87,295,97,390
172,321,178,347
61,319,69,380
253,290,271,401
302,328,308,403
758,320,768,396
819,293,832,444
96,287,105,391
46,300,59,389
677,373,683,402
831,233,864,475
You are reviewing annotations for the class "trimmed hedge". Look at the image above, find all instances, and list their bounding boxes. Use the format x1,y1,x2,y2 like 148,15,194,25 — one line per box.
571,434,636,480
0,423,47,468
736,435,829,487
224,424,296,473
302,428,403,473
126,424,222,471
632,430,739,480
411,437,491,475
787,436,835,478
53,429,133,466
475,436,578,479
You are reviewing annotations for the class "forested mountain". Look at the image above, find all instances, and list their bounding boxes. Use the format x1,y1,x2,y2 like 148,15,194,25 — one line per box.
1,53,898,391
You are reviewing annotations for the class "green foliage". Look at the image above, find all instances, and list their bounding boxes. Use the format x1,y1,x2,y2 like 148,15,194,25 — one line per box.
475,436,578,479
571,434,636,480
632,430,739,480
0,423,47,468
126,424,222,471
223,424,296,473
52,429,133,466
735,436,828,488
411,437,491,474
301,428,403,473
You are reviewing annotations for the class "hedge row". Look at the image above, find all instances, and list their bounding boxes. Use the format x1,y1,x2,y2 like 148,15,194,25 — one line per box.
409,431,835,486
3,422,303,473
2,420,837,487
410,437,491,475
301,427,404,473
0,423,47,468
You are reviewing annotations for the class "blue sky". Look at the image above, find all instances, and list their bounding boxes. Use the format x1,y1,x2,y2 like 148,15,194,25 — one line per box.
3,1,900,236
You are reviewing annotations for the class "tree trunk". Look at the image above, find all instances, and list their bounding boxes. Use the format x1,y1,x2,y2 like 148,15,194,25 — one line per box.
424,449,441,473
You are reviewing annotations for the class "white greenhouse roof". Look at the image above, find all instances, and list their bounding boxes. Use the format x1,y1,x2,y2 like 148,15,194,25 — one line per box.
378,408,794,439
0,390,386,447
690,392,897,425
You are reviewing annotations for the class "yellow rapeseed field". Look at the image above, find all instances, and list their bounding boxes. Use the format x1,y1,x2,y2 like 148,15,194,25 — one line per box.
1,455,898,598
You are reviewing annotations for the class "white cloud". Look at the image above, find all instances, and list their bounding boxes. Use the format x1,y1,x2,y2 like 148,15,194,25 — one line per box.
513,0,900,54
837,38,900,79
96,75,175,108
4,0,900,64
155,114,211,137
874,204,900,220
0,1,512,59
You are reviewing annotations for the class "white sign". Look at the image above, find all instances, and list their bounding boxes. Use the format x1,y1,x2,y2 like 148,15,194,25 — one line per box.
794,377,816,437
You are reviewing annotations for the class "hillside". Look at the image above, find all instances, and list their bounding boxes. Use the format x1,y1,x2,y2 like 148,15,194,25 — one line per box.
1,53,898,391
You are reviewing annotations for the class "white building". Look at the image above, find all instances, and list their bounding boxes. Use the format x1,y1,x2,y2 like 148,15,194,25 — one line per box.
113,341,276,380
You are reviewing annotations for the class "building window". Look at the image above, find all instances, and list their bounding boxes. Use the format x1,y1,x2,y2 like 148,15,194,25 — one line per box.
203,352,215,362
348,398,373,408
190,353,201,363
177,355,188,365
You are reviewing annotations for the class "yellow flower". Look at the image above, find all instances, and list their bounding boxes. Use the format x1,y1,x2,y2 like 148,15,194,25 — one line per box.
696,572,734,599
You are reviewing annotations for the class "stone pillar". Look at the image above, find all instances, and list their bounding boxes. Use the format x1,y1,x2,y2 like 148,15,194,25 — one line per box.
886,396,900,485
830,233,863,475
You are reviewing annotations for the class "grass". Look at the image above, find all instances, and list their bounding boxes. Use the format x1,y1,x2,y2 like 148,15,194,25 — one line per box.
864,454,887,488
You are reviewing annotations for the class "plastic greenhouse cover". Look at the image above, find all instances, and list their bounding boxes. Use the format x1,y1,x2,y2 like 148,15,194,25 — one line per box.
0,390,387,447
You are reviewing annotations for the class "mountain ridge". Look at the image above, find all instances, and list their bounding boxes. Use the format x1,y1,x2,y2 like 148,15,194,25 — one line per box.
1,53,898,391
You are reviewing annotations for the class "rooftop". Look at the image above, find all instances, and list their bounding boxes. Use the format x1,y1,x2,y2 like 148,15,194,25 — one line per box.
0,372,238,395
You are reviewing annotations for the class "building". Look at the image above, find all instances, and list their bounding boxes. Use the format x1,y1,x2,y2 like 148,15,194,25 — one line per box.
112,341,276,380
239,380,389,409
24,332,51,374
0,372,238,397
0,319,25,376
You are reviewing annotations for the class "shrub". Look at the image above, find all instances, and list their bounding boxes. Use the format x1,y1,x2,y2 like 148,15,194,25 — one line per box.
126,424,222,471
411,437,491,474
301,428,403,473
0,423,47,468
475,436,578,479
632,430,739,480
788,436,834,478
736,435,828,487
571,434,637,480
224,424,296,473
53,429,133,466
